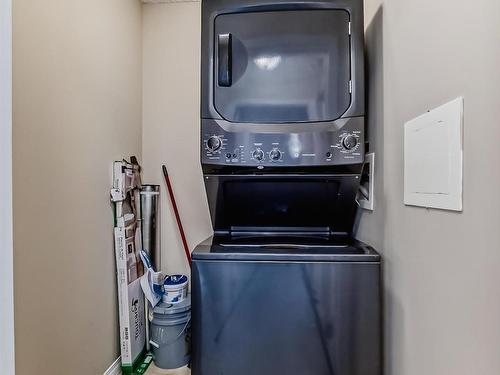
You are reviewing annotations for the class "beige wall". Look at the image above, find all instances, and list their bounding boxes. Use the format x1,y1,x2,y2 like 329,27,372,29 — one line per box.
357,0,500,374
13,1,143,374
142,1,500,374
12,0,500,373
142,2,212,276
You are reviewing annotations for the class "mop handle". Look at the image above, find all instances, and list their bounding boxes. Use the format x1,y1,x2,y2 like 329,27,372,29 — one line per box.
162,165,192,267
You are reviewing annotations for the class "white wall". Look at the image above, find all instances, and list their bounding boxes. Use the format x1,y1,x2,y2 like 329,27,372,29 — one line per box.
357,0,500,374
13,1,143,374
0,0,15,373
142,2,212,276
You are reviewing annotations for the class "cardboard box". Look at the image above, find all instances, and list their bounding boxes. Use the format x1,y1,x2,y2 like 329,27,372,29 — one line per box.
111,158,149,374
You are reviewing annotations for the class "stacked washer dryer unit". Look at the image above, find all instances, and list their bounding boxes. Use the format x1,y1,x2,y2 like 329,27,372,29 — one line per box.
193,0,381,374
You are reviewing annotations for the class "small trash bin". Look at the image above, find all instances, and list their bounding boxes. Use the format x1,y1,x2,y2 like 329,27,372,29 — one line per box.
150,294,191,369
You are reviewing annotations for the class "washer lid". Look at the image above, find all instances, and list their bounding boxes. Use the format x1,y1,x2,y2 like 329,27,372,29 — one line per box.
193,236,380,262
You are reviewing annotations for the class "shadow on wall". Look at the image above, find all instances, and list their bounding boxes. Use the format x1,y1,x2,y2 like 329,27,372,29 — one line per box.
353,5,405,375
353,4,385,248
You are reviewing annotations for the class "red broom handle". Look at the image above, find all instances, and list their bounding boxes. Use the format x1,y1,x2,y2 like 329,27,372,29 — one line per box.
162,165,192,267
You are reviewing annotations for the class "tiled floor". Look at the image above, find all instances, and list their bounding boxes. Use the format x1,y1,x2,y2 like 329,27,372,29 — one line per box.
145,364,190,375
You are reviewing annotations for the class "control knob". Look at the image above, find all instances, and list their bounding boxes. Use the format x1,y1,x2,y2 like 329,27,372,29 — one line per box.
269,148,282,161
252,149,264,161
342,134,358,150
206,136,222,152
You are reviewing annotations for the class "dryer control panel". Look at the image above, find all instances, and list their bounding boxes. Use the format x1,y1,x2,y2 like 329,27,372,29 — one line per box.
201,117,364,167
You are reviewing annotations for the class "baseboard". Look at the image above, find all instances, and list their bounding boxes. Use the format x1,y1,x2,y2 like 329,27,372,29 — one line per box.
103,357,121,375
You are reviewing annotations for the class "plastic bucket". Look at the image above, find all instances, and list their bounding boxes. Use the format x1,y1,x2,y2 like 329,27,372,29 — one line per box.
150,295,191,369
163,274,188,304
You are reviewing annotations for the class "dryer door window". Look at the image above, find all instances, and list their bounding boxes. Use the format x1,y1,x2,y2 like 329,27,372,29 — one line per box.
214,9,351,123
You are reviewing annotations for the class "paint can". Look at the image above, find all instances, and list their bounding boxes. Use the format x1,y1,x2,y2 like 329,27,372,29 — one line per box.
163,275,188,304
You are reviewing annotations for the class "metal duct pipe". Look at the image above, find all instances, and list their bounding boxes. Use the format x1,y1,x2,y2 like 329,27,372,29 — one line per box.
140,185,161,270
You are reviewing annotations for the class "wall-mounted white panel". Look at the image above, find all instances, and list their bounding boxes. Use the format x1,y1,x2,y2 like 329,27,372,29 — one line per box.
404,97,463,211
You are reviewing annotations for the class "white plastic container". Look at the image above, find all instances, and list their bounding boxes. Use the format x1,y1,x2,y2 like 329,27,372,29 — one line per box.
163,275,188,304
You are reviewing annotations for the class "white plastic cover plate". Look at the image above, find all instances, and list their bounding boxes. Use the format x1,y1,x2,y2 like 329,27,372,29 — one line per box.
404,97,463,211
357,152,375,211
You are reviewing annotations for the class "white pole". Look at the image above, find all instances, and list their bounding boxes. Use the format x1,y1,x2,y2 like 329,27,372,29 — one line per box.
0,0,15,373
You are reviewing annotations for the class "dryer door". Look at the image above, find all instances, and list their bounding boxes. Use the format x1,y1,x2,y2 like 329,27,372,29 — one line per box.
214,9,351,123
203,174,360,235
